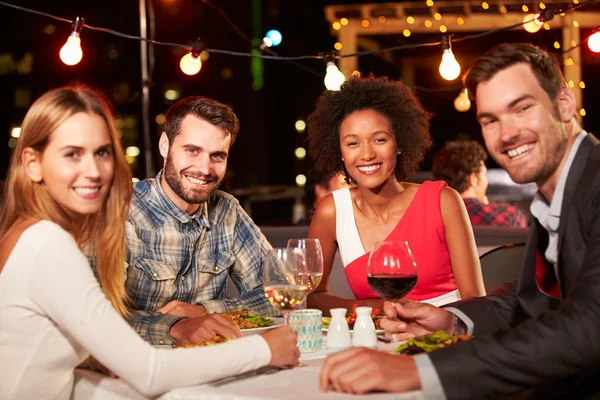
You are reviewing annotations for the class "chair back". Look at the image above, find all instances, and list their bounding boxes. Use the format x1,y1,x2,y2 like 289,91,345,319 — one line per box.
479,243,527,294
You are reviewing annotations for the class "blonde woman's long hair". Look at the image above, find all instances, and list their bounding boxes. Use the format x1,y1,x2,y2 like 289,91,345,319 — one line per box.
0,86,132,316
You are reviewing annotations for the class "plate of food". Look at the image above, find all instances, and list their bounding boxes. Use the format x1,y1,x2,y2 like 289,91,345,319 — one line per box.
220,309,283,336
173,335,230,348
322,305,385,334
392,330,473,354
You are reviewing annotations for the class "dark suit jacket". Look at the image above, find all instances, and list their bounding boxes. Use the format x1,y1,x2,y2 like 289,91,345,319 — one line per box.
429,134,600,400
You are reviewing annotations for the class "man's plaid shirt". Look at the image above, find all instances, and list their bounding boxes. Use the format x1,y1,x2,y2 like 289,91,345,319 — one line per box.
123,172,277,345
463,197,527,228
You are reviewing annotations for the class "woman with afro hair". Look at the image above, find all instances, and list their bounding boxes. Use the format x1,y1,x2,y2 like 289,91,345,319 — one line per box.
306,76,485,314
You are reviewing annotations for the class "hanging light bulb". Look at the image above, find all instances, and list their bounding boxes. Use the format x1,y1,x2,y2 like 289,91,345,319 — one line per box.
323,53,345,91
588,31,600,53
180,39,204,76
439,36,461,81
60,17,84,66
454,88,471,112
523,13,543,33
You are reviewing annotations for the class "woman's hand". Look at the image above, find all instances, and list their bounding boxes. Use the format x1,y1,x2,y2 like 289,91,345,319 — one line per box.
88,355,118,378
260,326,300,367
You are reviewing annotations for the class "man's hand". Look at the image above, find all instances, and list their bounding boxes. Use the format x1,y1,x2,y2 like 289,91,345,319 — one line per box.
380,300,455,341
158,300,207,318
320,348,421,394
169,314,243,344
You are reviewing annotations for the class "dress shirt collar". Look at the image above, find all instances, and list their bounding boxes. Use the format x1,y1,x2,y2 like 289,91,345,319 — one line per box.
530,131,587,232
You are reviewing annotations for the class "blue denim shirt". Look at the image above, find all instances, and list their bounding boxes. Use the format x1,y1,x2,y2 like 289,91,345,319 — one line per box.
124,171,277,344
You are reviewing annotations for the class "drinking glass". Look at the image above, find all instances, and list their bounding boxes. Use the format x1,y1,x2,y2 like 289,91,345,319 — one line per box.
366,241,418,302
263,248,309,325
287,238,324,308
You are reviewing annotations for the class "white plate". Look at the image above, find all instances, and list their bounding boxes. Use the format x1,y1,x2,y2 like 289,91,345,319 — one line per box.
241,317,284,336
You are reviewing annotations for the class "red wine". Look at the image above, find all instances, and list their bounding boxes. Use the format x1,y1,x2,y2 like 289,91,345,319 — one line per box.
367,274,417,300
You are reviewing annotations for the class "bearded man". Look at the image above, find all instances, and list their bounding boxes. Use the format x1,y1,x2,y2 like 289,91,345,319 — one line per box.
124,97,277,346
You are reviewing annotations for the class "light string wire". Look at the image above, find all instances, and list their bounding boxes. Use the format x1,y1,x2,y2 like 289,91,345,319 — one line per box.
0,0,597,94
2,0,598,59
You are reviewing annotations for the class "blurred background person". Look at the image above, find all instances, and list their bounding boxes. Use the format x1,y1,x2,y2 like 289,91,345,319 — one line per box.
297,170,347,225
432,140,527,228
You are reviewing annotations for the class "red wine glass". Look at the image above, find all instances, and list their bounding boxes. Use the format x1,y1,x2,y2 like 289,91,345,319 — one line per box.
366,240,418,302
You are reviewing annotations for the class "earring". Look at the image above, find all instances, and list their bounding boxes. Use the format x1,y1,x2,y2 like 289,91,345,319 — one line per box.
396,150,401,155
341,158,344,161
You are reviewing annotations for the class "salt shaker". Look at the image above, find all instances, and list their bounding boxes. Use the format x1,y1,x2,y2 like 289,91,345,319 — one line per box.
326,308,351,352
352,306,377,349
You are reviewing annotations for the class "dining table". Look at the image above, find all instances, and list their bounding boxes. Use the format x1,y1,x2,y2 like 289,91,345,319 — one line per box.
72,333,424,400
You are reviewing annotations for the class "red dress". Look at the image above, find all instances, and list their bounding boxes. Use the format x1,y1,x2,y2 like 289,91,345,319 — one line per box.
335,181,458,302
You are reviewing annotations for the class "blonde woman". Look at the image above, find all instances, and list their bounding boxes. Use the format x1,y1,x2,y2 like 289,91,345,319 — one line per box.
0,86,299,400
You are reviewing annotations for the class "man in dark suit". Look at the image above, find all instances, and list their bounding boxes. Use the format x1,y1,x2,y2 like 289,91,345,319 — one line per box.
319,43,600,399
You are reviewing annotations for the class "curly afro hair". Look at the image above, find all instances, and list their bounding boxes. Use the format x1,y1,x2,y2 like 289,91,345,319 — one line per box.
432,140,488,193
307,75,432,184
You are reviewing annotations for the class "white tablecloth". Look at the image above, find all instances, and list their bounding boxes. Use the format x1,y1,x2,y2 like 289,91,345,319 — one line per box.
73,337,423,400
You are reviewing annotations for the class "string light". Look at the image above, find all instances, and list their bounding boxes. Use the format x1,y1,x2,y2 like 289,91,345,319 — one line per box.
454,88,471,112
180,39,204,75
0,0,596,80
439,36,461,81
323,54,345,91
523,13,543,33
589,31,600,53
378,16,386,23
60,17,84,66
403,29,411,37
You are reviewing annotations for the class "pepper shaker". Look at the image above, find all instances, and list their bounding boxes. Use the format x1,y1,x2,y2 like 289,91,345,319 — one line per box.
352,306,377,349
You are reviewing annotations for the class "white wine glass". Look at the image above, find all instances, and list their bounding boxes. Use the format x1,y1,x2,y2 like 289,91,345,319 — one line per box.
366,241,418,302
263,248,309,325
287,238,324,308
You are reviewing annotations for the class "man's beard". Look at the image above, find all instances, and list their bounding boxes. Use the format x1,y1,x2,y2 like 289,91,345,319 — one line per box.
163,153,222,204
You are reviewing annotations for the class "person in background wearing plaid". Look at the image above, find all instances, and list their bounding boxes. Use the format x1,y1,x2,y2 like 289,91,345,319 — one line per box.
432,140,527,228
120,96,277,346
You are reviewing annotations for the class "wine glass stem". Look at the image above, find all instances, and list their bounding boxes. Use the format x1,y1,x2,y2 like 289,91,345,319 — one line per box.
282,311,290,326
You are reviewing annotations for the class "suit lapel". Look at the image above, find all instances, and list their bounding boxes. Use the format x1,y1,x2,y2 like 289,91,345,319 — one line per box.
556,134,598,293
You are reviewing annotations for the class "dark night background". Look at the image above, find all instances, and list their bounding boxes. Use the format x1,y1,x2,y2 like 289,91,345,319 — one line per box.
1,0,599,223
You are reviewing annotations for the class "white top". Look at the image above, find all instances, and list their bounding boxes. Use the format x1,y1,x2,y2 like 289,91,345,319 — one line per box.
0,221,271,400
332,188,365,267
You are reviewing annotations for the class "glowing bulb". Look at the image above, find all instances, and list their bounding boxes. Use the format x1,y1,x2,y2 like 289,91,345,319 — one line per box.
588,32,600,53
295,120,306,132
439,49,461,81
324,61,345,91
180,53,202,75
523,13,543,33
60,17,84,66
60,35,83,66
454,89,471,112
296,174,307,187
265,29,282,47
